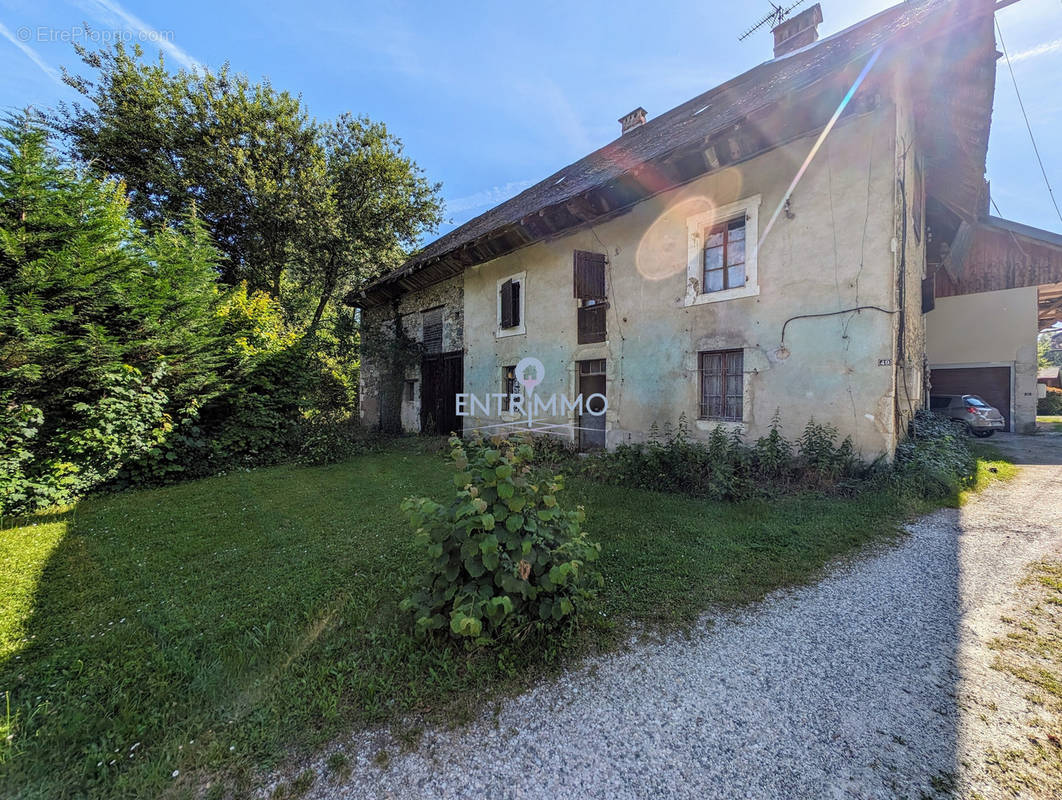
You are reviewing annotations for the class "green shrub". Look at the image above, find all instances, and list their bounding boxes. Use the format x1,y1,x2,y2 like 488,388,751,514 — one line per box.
1039,387,1062,416
295,417,376,465
0,403,46,515
400,434,601,643
582,414,860,501
52,366,172,496
894,409,976,499
753,411,794,486
797,419,857,487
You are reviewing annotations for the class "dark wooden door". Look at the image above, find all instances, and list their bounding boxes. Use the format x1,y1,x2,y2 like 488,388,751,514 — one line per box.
930,366,1012,430
420,352,463,435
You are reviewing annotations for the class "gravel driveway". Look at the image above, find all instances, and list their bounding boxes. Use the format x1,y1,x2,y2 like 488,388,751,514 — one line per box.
278,434,1062,800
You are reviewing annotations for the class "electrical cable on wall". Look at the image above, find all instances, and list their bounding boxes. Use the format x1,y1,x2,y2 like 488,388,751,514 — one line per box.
779,306,897,347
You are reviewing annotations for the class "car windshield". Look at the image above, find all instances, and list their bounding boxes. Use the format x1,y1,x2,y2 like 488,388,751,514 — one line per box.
964,396,990,408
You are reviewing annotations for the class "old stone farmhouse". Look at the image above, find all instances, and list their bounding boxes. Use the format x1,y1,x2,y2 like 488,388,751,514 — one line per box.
353,0,1062,457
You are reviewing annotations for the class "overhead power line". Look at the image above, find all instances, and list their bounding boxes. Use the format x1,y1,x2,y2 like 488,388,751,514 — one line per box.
995,17,1062,225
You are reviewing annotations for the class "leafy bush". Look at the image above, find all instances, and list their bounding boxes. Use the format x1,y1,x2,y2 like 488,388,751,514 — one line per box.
0,403,47,514
294,417,377,465
797,419,857,487
894,409,976,499
1039,386,1062,416
0,121,365,513
400,434,601,643
583,414,858,501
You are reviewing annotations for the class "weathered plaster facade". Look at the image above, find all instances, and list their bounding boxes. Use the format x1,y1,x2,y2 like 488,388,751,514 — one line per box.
359,275,463,432
458,104,920,457
893,79,931,438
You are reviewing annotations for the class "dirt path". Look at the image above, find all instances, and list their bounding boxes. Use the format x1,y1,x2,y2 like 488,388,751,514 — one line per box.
272,434,1062,800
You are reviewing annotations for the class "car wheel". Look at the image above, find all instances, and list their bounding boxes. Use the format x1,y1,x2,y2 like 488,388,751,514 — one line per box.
972,429,994,438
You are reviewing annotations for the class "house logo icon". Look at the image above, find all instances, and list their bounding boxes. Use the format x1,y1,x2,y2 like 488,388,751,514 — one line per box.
513,357,545,396
455,355,606,438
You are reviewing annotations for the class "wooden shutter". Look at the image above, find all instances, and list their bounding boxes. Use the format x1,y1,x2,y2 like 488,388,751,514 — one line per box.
500,280,514,328
921,275,935,313
573,251,607,299
422,308,443,354
577,305,607,344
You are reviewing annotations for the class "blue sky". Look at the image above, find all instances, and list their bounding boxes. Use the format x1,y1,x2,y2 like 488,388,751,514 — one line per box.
1,0,1060,239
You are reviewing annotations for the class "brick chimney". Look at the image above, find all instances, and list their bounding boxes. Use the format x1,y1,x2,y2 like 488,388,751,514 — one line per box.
619,107,647,135
772,3,823,58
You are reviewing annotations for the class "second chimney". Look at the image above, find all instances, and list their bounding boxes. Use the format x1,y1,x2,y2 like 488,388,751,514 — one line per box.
619,107,647,135
772,3,823,58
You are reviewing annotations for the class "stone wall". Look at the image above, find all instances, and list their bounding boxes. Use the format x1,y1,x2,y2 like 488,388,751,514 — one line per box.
359,275,463,432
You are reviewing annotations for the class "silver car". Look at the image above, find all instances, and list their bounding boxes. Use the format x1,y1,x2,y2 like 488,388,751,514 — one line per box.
929,394,1006,437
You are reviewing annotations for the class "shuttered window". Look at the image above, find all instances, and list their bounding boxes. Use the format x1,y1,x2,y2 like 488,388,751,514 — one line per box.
578,304,607,344
699,350,743,421
422,307,443,354
574,250,607,344
921,275,935,313
573,251,607,299
500,279,521,329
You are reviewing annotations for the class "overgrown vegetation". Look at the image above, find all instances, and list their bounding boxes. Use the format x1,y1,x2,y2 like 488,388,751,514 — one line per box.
582,410,978,505
2,38,445,515
1,439,1007,799
401,435,601,642
0,120,380,515
1039,386,1062,416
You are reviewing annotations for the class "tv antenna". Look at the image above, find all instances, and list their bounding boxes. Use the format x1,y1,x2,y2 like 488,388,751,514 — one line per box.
738,0,809,41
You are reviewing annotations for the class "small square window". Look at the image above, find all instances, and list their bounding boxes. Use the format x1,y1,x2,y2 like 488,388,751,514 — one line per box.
405,380,416,402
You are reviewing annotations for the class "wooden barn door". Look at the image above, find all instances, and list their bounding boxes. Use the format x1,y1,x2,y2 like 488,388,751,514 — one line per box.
420,352,463,435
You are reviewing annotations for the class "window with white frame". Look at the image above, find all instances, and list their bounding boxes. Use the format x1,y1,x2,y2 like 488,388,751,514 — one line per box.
496,272,526,337
685,195,761,306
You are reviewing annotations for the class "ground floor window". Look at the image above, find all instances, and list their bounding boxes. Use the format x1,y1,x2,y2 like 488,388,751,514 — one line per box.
699,349,743,421
502,365,517,411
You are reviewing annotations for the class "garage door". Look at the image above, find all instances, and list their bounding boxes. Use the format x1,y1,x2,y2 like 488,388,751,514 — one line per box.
929,366,1012,430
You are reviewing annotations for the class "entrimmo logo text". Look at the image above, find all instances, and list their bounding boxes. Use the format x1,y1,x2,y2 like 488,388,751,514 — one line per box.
456,356,607,431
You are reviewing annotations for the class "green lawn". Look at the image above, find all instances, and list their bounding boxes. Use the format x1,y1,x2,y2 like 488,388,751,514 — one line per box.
0,442,1001,799
1038,415,1062,432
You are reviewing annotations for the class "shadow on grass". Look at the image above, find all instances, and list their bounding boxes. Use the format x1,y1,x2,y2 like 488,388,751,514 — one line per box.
0,442,1017,799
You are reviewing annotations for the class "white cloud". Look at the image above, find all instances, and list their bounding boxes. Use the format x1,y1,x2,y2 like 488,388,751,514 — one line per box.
445,180,536,215
0,21,64,86
1009,37,1062,63
88,0,198,70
